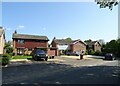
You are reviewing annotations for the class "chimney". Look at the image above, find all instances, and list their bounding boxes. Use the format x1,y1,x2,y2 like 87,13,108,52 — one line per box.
14,30,17,34
53,37,56,40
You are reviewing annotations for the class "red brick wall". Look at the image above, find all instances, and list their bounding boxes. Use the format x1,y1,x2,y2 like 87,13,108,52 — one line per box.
71,42,86,52
15,39,48,49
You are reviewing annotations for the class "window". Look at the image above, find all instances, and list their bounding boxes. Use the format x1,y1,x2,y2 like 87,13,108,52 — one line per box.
17,48,24,55
18,39,25,44
28,48,32,51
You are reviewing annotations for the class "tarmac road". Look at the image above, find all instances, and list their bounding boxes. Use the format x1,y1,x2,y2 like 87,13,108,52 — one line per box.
2,56,119,85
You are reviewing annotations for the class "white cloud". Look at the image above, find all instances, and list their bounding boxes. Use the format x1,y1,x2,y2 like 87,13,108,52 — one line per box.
18,25,24,28
42,27,46,30
6,28,12,31
16,25,25,30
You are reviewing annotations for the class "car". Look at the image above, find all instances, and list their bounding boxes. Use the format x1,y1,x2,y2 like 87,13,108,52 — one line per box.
31,49,48,61
66,52,79,56
104,53,116,60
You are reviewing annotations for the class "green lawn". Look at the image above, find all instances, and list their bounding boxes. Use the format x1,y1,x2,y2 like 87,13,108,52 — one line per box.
12,55,32,59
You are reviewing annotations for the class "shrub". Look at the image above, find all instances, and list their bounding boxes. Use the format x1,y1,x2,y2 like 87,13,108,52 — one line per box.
99,52,106,56
94,50,101,56
2,53,11,66
85,50,88,55
88,49,95,55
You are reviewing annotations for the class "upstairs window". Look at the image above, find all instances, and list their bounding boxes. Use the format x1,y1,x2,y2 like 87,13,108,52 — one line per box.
18,39,25,44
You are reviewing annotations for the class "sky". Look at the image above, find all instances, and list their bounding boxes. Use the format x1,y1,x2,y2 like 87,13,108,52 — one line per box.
2,2,118,43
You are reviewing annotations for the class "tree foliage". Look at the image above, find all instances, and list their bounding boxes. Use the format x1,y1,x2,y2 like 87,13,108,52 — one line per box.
4,41,13,55
95,0,119,10
65,37,72,41
84,39,92,43
103,39,120,57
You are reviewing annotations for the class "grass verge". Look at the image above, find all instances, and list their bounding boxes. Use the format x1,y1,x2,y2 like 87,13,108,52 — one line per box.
12,55,32,59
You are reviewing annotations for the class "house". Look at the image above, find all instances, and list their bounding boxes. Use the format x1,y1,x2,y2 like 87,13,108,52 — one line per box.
85,40,102,52
0,27,5,55
51,38,72,55
51,38,87,55
70,39,87,53
12,31,49,55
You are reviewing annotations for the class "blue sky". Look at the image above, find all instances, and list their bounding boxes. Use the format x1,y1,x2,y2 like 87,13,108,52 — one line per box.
2,2,118,43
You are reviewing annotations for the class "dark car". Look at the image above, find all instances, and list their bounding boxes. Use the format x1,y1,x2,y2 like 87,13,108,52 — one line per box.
32,49,48,61
104,53,116,60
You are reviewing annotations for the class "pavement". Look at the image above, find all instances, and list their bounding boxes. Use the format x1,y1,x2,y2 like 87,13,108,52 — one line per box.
61,55,104,59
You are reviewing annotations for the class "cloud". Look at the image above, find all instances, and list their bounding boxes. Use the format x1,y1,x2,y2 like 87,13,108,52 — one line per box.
16,25,25,30
6,28,12,31
42,27,46,30
18,25,25,28
2,27,12,31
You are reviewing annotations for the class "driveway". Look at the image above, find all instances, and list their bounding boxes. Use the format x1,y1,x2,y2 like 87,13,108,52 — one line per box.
9,55,116,67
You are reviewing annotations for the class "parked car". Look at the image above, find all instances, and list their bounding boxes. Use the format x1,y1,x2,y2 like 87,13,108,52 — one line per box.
66,52,79,56
104,53,116,60
31,49,48,61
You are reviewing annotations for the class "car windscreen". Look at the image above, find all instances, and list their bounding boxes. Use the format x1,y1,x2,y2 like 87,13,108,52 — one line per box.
36,50,45,54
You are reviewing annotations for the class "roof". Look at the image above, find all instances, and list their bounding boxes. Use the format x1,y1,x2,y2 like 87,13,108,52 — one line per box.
53,39,72,45
71,39,87,46
86,41,101,46
12,33,49,41
0,27,5,37
53,39,87,45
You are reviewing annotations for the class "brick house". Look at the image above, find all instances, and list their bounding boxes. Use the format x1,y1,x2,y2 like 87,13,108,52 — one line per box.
86,40,102,52
12,31,49,55
70,39,87,53
51,38,71,55
0,27,5,55
51,38,86,55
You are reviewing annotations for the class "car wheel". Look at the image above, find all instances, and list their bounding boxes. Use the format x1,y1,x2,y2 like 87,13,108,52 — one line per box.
34,57,38,61
45,58,48,61
113,57,116,60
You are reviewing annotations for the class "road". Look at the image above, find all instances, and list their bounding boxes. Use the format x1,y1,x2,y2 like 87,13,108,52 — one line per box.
2,56,120,85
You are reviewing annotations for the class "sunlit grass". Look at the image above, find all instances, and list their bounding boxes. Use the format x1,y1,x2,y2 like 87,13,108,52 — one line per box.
12,55,32,59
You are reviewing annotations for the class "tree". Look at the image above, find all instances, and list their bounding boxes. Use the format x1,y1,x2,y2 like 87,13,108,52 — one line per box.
4,41,13,56
84,39,92,43
65,37,72,41
98,39,105,45
103,39,120,57
95,0,119,10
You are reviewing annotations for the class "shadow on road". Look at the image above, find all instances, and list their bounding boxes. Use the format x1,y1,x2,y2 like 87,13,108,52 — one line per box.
2,61,120,85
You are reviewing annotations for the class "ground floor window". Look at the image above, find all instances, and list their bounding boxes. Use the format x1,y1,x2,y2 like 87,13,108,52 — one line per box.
17,48,24,55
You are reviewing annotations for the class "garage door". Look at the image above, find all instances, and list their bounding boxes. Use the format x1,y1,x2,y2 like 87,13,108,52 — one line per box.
50,50,56,56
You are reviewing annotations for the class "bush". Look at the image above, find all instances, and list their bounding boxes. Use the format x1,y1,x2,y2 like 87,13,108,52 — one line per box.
2,53,11,66
88,49,95,55
94,50,101,56
85,50,88,55
99,52,106,56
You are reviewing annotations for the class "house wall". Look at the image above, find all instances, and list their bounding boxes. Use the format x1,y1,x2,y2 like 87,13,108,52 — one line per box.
0,34,5,55
13,39,48,55
71,42,86,53
15,39,48,48
94,42,101,52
